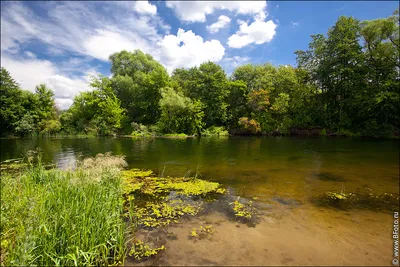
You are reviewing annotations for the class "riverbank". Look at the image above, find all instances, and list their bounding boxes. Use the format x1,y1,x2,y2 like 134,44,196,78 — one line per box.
2,132,399,140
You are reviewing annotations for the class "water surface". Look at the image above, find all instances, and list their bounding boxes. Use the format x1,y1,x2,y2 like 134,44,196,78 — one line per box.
1,136,399,265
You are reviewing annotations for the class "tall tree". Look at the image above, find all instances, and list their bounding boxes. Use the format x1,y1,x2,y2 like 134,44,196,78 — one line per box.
61,76,125,135
181,62,229,127
109,50,169,124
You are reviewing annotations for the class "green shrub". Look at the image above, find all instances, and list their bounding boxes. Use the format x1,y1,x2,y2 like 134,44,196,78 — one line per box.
201,126,229,136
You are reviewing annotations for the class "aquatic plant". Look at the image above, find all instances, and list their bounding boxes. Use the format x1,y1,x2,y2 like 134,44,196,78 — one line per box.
121,169,227,198
229,197,254,219
315,188,399,211
190,225,214,240
128,239,165,260
134,200,202,228
120,167,227,232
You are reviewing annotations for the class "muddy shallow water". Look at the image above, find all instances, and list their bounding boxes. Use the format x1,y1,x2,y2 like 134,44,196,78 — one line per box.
1,136,399,265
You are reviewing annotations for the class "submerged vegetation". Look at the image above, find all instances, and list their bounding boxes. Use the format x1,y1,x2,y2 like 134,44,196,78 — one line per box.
190,225,215,240
230,197,254,219
1,9,399,138
314,188,399,212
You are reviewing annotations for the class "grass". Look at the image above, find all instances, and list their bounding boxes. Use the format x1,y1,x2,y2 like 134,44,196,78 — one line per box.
0,152,127,266
162,133,190,138
201,126,229,137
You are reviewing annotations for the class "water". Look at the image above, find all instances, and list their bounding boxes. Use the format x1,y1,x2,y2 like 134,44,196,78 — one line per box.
1,136,399,265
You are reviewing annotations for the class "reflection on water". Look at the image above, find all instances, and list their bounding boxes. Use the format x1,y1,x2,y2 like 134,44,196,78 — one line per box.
1,136,399,265
1,136,398,203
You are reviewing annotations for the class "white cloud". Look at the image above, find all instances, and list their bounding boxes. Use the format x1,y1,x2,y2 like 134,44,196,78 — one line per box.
227,17,277,49
223,56,251,67
1,1,168,61
159,28,225,73
1,54,91,110
133,1,157,15
291,21,299,28
83,29,149,61
24,51,36,58
207,15,231,33
166,1,267,22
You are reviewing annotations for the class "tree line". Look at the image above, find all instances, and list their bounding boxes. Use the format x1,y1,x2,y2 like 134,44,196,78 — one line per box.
1,10,399,137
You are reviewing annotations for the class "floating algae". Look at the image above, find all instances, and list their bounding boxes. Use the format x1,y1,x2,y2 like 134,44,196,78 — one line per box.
121,168,268,262
121,168,228,261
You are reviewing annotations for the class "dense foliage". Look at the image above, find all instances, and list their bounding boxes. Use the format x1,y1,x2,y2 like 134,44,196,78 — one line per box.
1,10,399,137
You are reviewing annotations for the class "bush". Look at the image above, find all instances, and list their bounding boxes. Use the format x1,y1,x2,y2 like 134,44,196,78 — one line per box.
201,126,229,136
130,122,157,137
237,117,261,135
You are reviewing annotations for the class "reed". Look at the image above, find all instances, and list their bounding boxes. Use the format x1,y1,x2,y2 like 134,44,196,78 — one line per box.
1,153,127,266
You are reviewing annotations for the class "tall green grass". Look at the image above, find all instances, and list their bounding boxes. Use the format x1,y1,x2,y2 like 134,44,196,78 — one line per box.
1,153,127,266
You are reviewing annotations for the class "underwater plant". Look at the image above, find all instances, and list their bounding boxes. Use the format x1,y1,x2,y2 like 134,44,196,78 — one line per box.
190,225,214,240
229,197,254,219
314,188,399,211
129,239,165,260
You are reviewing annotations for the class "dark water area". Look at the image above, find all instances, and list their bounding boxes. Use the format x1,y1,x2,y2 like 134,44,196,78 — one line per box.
1,136,399,265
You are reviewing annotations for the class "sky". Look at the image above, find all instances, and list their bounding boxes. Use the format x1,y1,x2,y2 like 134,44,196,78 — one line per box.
1,1,398,110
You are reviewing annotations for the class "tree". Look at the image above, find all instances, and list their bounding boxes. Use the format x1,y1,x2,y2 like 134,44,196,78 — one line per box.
157,87,204,135
0,68,26,135
62,76,125,135
358,9,400,135
181,62,229,127
32,84,58,133
110,50,169,125
226,80,248,128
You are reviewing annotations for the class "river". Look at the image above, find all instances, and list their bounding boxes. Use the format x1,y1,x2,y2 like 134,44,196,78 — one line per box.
1,136,399,265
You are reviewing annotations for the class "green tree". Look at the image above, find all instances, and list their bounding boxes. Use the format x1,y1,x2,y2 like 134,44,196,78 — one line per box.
180,62,229,127
62,76,125,135
226,80,248,128
0,68,27,135
109,50,169,125
157,87,204,135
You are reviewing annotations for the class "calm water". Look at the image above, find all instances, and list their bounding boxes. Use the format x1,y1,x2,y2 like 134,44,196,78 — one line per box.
1,136,399,265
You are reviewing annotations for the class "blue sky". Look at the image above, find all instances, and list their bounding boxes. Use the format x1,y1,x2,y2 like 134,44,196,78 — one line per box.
1,1,398,109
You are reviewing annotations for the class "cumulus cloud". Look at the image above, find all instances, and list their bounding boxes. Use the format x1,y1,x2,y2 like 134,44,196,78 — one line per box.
166,1,266,23
227,17,277,49
133,0,157,15
291,21,299,28
0,1,168,59
159,28,225,73
1,54,91,110
83,29,149,61
207,15,231,33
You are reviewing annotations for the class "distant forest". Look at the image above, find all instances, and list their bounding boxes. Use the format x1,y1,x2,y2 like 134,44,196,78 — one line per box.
1,10,399,138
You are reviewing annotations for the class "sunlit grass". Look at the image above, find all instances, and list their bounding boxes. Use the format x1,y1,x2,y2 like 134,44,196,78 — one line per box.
0,153,127,266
